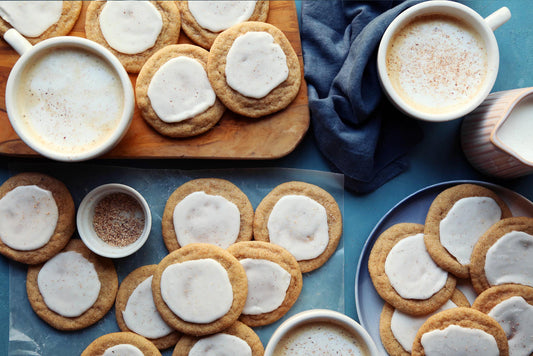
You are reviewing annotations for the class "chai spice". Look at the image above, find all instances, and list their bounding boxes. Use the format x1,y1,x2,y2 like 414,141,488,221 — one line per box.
92,192,145,247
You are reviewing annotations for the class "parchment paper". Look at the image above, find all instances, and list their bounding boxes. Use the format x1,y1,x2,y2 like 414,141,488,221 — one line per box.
7,164,344,355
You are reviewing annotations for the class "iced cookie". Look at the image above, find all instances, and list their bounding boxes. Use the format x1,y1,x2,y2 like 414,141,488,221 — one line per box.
368,223,456,316
136,44,226,137
207,21,301,118
253,181,342,273
85,1,180,73
227,241,302,327
177,0,269,49
411,307,509,356
115,265,180,350
172,321,264,356
26,239,118,331
470,216,533,294
0,1,82,44
152,243,248,336
81,331,162,356
379,289,470,356
424,184,512,279
472,284,533,356
161,178,253,252
0,172,75,264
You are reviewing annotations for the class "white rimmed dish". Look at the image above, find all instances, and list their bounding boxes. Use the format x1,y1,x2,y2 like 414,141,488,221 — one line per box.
77,183,152,258
264,309,379,356
355,180,533,354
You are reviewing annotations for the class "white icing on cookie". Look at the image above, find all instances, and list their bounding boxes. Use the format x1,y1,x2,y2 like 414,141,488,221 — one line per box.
0,1,63,37
225,31,289,99
240,258,291,315
148,57,216,123
99,1,162,55
385,233,448,300
420,325,499,356
37,251,101,317
391,300,457,352
188,0,257,32
488,296,533,356
189,333,252,356
439,197,501,265
123,275,173,339
160,258,233,323
0,185,58,251
267,195,329,261
485,230,533,287
103,344,144,356
173,191,240,248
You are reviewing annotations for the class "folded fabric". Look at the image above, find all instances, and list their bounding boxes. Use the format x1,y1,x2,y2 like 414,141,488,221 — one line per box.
301,0,424,193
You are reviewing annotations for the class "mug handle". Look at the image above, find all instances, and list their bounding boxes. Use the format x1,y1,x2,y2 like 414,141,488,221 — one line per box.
3,28,33,56
484,7,511,31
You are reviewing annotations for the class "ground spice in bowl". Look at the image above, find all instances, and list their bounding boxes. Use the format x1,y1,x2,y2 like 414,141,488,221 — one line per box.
92,192,145,247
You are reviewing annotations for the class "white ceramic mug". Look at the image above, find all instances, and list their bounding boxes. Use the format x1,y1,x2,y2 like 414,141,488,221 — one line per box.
264,309,379,356
4,29,135,161
377,1,511,122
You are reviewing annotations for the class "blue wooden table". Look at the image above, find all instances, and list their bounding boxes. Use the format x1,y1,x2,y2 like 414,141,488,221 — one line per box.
1,0,533,354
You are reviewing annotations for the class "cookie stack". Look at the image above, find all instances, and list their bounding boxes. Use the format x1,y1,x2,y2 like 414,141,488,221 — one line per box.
0,1,302,141
85,0,301,137
368,183,533,355
0,173,342,355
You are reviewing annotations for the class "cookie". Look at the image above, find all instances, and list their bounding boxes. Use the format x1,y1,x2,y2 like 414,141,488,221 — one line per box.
85,1,180,73
161,178,253,252
472,284,533,356
227,241,302,327
152,243,248,336
379,289,470,356
81,331,162,356
470,217,533,294
411,307,509,356
424,184,512,279
207,21,301,118
172,321,264,356
253,181,342,273
115,264,181,350
26,239,118,331
0,1,82,44
0,172,75,264
136,44,226,137
368,223,456,316
177,0,269,49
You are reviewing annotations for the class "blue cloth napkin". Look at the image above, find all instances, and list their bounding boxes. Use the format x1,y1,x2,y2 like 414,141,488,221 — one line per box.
301,0,424,193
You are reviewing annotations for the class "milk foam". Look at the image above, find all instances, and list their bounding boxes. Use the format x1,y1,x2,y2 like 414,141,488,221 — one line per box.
16,47,124,155
386,14,488,114
273,322,368,356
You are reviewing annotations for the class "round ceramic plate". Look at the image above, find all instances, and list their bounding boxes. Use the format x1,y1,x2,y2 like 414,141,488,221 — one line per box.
354,180,533,354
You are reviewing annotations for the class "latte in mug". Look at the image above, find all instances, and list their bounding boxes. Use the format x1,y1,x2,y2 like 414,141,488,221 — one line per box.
13,46,125,156
385,14,489,116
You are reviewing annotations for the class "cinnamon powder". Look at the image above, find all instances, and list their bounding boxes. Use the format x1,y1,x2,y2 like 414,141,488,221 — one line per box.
92,192,145,247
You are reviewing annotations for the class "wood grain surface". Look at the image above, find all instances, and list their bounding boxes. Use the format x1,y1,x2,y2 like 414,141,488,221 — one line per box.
0,1,309,160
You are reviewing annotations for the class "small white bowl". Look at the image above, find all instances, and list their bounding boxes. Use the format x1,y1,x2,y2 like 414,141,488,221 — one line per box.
265,309,379,356
77,183,152,258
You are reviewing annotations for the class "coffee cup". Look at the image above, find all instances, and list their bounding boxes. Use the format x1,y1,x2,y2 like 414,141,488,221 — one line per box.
264,309,379,356
3,29,134,161
377,1,511,122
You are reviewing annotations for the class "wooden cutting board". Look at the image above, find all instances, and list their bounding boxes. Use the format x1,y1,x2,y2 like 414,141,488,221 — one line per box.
0,1,309,159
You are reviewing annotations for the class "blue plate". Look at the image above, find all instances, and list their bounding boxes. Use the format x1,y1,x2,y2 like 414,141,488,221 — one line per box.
354,180,533,354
